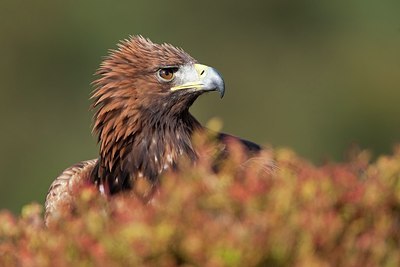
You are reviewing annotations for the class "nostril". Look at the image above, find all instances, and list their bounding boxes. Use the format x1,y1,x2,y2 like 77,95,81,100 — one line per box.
200,70,205,76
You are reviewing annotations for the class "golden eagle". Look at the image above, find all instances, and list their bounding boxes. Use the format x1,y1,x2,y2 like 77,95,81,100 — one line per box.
45,36,264,223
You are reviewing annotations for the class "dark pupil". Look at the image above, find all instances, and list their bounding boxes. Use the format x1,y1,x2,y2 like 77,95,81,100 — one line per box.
163,69,171,76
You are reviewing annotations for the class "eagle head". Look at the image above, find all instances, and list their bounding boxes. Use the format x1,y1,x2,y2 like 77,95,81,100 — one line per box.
90,36,225,196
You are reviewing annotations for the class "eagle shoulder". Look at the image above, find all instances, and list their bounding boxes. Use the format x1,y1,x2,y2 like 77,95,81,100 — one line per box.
217,132,262,153
44,159,97,225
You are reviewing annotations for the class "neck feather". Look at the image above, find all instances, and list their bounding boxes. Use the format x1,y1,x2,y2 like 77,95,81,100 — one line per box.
91,109,202,194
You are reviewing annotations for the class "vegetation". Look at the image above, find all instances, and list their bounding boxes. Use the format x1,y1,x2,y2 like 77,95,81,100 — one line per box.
1,139,400,266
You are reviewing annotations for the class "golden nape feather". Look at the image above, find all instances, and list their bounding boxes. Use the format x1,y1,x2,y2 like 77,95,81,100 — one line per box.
45,35,269,225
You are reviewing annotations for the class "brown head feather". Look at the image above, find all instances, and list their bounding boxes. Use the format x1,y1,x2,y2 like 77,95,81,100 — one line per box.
90,36,203,197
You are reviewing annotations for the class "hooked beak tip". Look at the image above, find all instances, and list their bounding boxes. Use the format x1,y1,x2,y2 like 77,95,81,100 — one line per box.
201,66,225,98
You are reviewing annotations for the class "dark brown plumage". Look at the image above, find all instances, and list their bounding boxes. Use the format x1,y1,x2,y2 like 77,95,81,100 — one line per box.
45,36,262,223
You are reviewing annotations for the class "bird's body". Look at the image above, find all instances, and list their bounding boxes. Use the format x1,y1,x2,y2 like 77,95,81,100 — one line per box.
45,36,264,224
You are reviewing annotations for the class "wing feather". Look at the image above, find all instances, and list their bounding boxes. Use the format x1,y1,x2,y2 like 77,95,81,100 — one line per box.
44,159,97,225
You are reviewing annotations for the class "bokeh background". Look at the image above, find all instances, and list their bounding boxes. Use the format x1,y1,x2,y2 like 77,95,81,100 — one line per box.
1,0,399,213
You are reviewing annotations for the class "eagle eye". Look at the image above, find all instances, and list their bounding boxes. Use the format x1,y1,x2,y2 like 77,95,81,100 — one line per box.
158,67,178,82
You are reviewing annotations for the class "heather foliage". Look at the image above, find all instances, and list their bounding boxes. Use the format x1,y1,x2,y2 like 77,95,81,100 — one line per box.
1,142,400,266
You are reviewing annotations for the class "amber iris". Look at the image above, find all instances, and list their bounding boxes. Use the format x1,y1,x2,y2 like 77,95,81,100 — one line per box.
158,67,177,81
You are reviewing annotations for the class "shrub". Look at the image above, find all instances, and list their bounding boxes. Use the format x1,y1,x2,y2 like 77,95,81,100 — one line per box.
1,142,400,266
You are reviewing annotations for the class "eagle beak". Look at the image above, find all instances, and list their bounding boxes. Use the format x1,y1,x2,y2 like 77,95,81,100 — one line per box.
170,63,225,98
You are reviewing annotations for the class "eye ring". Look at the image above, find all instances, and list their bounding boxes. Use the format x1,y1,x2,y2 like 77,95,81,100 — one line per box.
158,67,178,82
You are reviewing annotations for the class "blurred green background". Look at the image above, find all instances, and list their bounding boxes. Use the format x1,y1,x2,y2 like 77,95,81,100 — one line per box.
1,0,399,213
